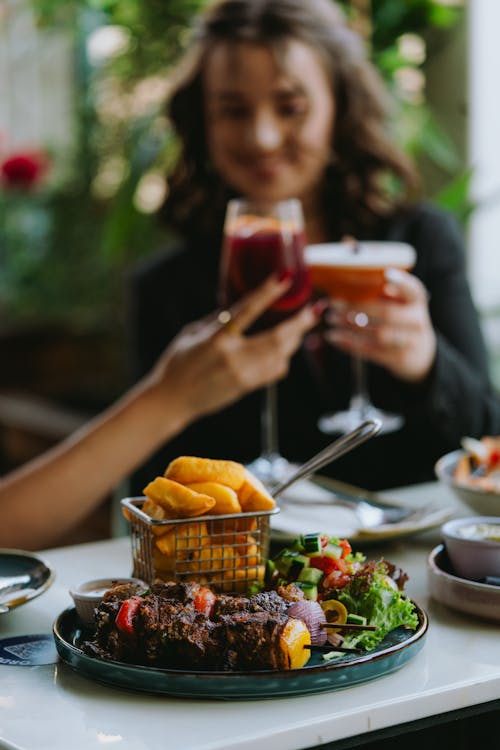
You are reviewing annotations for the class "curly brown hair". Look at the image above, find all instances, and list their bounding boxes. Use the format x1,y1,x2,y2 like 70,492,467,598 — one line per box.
163,0,420,238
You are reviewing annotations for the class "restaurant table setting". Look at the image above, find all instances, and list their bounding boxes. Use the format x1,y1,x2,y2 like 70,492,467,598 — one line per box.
1,476,500,750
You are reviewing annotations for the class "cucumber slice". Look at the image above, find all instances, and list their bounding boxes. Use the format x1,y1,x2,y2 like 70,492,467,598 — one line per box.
289,554,310,578
322,543,343,560
297,566,323,585
295,581,318,601
300,533,322,555
274,550,299,576
289,537,305,553
274,551,309,578
266,559,276,575
346,614,367,625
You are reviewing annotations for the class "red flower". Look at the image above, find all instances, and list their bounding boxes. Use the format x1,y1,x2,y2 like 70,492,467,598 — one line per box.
1,151,48,189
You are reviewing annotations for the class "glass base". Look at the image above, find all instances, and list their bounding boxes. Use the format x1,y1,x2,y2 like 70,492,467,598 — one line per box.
246,453,298,488
318,404,403,436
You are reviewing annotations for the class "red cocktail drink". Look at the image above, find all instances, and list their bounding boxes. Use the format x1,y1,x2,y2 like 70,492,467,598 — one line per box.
221,213,311,330
218,198,311,484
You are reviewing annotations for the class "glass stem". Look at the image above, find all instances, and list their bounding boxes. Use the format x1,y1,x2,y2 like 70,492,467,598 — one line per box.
350,353,370,418
261,384,280,460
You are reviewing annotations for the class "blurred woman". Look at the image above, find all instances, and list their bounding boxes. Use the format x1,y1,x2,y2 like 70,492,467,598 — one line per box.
0,275,317,549
129,0,496,492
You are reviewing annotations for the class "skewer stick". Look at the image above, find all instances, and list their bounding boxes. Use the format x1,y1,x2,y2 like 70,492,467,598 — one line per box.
321,622,377,631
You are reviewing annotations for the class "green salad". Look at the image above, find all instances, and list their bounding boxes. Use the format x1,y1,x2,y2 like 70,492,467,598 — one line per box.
264,532,419,653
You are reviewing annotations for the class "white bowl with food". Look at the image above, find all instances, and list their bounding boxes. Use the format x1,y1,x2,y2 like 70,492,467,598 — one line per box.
441,516,500,581
434,437,500,516
70,577,147,626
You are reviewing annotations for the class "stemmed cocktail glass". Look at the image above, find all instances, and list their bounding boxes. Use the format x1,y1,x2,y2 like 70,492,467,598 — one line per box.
219,198,311,485
305,241,416,435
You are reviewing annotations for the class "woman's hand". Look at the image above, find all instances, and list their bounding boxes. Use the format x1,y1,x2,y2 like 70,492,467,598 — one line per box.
0,275,318,550
148,274,318,430
325,268,436,384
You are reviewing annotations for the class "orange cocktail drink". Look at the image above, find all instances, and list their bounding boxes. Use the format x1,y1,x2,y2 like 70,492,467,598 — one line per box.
305,242,416,302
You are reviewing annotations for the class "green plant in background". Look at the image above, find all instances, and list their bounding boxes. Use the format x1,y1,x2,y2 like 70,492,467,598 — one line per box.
339,0,468,215
2,0,465,332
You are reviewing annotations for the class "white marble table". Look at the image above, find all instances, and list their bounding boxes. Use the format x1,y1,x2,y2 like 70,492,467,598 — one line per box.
1,482,499,750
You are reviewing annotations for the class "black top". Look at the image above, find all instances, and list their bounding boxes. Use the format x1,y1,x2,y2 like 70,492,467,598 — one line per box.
128,202,498,493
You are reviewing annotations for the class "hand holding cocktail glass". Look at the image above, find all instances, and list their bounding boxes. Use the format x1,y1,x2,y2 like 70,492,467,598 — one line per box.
305,241,421,435
219,197,311,484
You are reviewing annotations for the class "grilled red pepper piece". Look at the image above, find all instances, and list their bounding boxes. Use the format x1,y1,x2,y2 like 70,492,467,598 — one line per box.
193,587,216,617
115,596,142,635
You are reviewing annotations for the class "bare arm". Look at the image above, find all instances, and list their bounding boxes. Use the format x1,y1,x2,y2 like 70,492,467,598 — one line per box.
0,275,317,550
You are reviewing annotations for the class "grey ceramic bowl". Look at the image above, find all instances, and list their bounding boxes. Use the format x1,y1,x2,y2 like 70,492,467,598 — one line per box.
441,516,500,581
435,449,500,516
427,545,500,623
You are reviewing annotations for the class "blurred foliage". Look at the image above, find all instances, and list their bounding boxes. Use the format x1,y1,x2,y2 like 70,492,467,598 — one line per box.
1,0,465,330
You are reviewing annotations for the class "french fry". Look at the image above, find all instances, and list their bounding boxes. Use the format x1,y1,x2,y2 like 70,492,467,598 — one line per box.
238,469,276,511
220,566,249,593
186,482,242,515
211,531,248,548
237,536,260,567
144,476,216,518
152,547,175,575
130,454,275,591
165,456,246,491
155,521,207,558
142,497,174,536
198,545,235,573
235,517,258,533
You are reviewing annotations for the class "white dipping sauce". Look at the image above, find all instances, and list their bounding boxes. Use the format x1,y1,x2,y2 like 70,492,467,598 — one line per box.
457,523,500,542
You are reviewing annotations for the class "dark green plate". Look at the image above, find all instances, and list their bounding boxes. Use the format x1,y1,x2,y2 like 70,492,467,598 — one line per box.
53,604,428,699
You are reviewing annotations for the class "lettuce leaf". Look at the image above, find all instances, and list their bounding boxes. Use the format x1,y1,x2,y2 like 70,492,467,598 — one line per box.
336,560,419,651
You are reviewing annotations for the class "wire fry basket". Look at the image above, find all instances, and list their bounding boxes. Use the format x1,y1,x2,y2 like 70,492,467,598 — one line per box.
121,497,279,594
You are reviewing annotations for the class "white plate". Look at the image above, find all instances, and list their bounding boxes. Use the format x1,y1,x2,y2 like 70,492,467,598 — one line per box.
272,476,452,544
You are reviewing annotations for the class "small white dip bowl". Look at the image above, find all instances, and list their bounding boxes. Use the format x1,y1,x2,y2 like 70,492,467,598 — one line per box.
70,577,147,626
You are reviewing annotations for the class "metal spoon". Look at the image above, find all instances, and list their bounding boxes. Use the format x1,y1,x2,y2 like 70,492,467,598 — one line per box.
0,574,32,614
271,419,382,498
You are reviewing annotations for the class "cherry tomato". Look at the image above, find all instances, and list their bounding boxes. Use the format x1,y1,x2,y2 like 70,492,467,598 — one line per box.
322,568,351,590
488,449,500,470
309,556,338,575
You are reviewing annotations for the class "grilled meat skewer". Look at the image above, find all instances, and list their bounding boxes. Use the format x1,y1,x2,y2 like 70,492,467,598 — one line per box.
83,581,311,671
